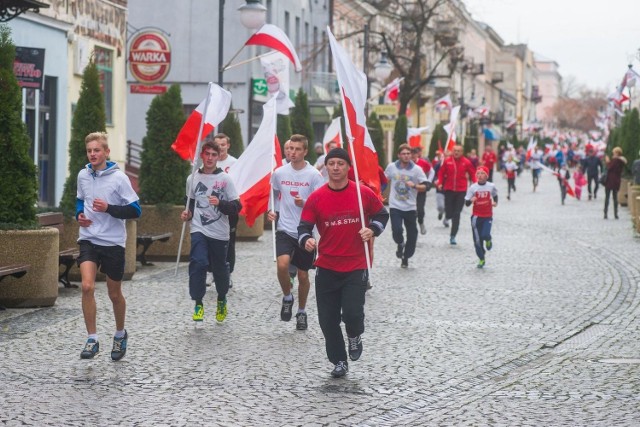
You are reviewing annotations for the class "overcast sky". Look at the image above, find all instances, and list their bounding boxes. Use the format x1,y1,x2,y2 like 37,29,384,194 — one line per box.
463,0,640,92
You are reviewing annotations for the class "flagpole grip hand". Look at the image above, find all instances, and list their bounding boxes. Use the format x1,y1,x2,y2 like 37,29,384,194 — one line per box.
267,210,277,222
359,227,374,242
304,238,316,252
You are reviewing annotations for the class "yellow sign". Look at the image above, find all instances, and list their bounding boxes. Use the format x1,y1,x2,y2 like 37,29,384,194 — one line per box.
379,120,396,132
373,104,398,117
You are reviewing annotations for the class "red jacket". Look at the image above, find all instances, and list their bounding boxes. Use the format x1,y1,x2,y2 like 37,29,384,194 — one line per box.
437,155,477,192
482,151,497,169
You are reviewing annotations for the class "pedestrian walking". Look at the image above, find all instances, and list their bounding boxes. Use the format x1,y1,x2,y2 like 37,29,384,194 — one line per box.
603,147,627,219
432,151,448,226
181,140,241,323
385,144,430,268
268,134,325,330
464,166,498,269
481,145,497,182
298,148,389,378
76,132,141,360
410,146,435,235
557,164,571,205
504,155,518,200
582,148,603,200
573,165,587,200
529,147,543,192
437,144,477,245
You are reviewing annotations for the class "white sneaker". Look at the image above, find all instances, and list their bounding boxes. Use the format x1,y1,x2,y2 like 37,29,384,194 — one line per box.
419,223,427,235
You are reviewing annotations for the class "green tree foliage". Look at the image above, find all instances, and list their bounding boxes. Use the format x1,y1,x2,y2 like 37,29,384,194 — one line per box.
615,108,640,174
393,115,408,156
367,112,386,168
276,114,292,156
332,103,348,143
428,123,447,160
0,25,37,225
138,85,189,205
291,88,316,163
219,106,244,158
60,57,106,214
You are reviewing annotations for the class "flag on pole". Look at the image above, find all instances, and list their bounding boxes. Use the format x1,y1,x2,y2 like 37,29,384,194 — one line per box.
260,51,295,115
434,94,452,111
385,77,401,102
322,117,343,153
327,27,381,196
171,84,232,161
245,24,302,72
407,126,429,148
525,136,537,161
227,98,283,226
443,105,460,153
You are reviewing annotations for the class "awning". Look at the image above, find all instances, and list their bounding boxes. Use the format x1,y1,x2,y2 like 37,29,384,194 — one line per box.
484,127,500,141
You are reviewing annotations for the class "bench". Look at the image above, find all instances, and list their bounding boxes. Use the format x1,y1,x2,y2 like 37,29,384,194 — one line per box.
59,248,80,288
136,232,172,266
0,264,30,310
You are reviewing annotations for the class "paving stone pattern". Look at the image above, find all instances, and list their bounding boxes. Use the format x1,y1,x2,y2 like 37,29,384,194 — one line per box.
1,171,639,426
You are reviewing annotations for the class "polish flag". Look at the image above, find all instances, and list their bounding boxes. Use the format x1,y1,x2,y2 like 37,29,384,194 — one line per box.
245,24,302,72
435,94,452,111
525,136,537,161
171,84,232,161
443,105,460,153
227,97,283,226
322,117,343,153
327,27,381,196
385,77,401,102
407,126,430,148
540,164,576,198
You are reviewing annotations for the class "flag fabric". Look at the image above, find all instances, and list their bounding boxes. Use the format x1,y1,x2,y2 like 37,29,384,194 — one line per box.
385,77,401,102
443,105,460,152
322,117,343,153
540,164,576,198
171,84,232,161
245,24,302,72
327,27,381,196
620,68,640,89
525,136,537,161
435,94,452,111
407,126,429,148
474,104,490,117
260,51,295,115
227,98,283,226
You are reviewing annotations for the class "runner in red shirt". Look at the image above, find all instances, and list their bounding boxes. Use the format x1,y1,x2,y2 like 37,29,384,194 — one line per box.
298,148,389,378
464,166,498,268
481,145,497,182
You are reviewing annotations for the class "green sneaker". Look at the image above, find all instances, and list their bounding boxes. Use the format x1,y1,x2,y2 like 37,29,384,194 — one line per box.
477,259,486,269
485,240,492,251
193,304,204,321
216,299,227,323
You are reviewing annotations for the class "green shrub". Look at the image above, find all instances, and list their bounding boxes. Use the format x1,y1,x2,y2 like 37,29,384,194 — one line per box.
428,123,447,160
291,88,315,163
367,112,386,168
0,25,38,225
219,105,244,158
277,114,292,156
138,85,189,205
393,115,408,156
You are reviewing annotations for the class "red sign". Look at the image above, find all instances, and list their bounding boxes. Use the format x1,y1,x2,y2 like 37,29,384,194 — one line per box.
130,84,168,94
128,31,171,84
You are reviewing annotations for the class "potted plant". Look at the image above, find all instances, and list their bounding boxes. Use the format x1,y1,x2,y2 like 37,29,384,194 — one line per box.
0,25,58,307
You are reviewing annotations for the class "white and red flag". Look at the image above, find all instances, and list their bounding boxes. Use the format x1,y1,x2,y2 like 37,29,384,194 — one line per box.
443,105,460,153
260,51,295,115
435,94,452,111
171,83,232,161
227,97,283,227
327,27,381,196
608,89,629,107
322,117,343,153
407,126,430,148
245,24,302,72
384,77,401,102
525,136,537,161
620,67,640,89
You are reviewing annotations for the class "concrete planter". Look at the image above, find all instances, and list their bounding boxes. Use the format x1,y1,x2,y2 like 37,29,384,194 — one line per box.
628,185,640,222
0,228,58,308
60,217,137,282
237,214,264,241
618,178,629,206
136,205,189,262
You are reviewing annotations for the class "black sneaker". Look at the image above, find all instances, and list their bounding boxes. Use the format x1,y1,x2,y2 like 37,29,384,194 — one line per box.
331,361,348,378
111,330,128,361
281,295,294,321
348,335,363,361
80,338,99,359
401,258,408,268
295,312,308,330
396,243,405,259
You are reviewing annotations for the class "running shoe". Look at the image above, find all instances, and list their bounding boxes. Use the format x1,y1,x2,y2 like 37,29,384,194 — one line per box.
111,330,128,361
193,304,204,321
348,335,363,361
216,299,227,323
331,361,349,378
295,312,308,330
281,295,294,321
485,240,492,251
396,243,405,259
419,223,427,235
80,339,99,359
477,259,486,269
401,258,408,268
450,236,457,245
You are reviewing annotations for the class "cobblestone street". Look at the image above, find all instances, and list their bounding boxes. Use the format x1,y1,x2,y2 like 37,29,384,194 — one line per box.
1,172,639,426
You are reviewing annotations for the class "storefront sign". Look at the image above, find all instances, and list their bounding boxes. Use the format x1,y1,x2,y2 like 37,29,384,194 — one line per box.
129,31,171,85
252,78,268,96
379,120,396,132
130,84,168,94
14,47,45,90
373,104,398,117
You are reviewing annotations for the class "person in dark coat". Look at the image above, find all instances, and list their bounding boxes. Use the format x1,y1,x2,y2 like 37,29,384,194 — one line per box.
582,149,603,200
603,147,627,219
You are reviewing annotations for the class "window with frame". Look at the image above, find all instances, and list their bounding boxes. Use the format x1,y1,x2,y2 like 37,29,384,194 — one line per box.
94,47,113,125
